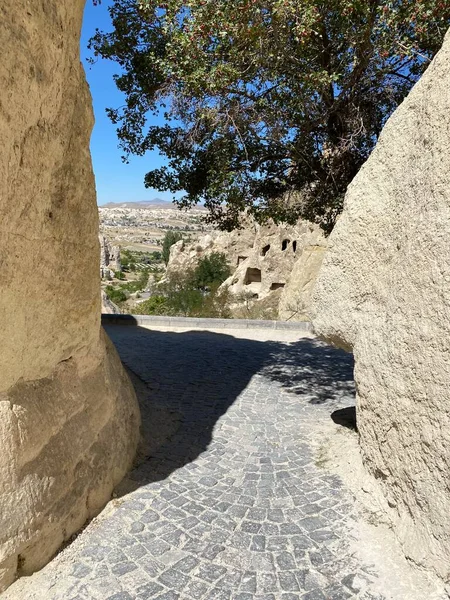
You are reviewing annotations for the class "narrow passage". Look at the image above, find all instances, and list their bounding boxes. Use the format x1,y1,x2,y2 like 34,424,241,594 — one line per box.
5,326,443,600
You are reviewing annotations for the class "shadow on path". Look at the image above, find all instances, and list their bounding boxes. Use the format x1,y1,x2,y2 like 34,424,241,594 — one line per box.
262,337,355,405
331,406,358,431
105,325,355,494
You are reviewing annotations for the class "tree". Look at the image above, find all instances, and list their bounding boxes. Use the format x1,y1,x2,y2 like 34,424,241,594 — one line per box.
159,270,204,315
133,254,232,316
90,1,450,232
162,230,183,264
191,253,231,290
105,285,127,304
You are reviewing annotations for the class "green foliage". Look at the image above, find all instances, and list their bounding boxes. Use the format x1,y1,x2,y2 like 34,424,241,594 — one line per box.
118,268,150,293
133,295,169,315
105,268,150,308
191,253,231,290
162,230,183,264
121,248,164,269
114,270,126,280
134,253,232,317
156,270,203,316
199,285,232,318
90,0,450,233
105,285,127,304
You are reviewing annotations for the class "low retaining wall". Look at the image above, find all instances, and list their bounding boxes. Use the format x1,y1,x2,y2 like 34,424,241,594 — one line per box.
102,314,313,332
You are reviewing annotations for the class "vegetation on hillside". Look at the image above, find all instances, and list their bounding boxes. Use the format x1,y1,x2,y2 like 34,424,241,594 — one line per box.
105,266,153,305
133,252,232,317
120,248,163,271
90,0,450,233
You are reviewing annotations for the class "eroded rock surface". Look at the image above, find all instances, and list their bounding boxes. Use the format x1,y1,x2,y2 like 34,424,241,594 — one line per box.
99,234,122,279
313,30,450,578
0,0,139,590
167,218,326,320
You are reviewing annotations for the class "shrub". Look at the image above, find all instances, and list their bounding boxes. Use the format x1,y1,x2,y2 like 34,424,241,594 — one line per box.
105,285,127,304
191,253,231,291
133,295,168,315
134,255,232,318
162,231,183,265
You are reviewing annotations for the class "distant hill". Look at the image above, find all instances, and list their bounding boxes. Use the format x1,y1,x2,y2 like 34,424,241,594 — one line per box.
100,199,206,211
100,199,172,209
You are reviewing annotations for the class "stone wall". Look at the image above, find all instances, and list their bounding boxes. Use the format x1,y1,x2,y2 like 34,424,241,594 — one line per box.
0,0,140,590
313,31,450,578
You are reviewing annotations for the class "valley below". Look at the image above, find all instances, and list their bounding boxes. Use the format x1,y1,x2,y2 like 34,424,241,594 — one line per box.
99,200,326,322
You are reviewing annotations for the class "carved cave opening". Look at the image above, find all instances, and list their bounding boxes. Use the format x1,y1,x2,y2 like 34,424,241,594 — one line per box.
244,268,262,285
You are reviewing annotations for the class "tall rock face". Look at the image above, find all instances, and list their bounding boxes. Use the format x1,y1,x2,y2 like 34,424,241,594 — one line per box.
223,220,325,320
313,31,450,578
0,0,140,590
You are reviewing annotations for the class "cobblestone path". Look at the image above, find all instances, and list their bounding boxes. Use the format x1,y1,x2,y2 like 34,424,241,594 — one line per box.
4,326,443,600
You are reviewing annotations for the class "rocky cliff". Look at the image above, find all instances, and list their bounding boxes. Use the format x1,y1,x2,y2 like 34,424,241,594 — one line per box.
313,30,450,578
0,0,140,590
167,218,326,320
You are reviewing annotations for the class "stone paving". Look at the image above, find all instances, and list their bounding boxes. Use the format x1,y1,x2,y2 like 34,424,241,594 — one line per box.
4,326,443,600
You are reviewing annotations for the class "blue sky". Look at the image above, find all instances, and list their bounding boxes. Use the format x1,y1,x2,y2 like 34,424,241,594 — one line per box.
81,0,172,205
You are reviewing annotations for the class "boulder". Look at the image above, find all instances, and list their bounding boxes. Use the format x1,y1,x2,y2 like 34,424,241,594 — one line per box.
0,0,140,590
313,30,450,578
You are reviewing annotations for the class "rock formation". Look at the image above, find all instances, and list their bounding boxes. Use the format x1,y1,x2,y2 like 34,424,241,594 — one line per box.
0,0,140,590
167,218,326,320
166,216,257,281
101,290,121,314
99,234,122,279
313,30,450,578
278,239,328,321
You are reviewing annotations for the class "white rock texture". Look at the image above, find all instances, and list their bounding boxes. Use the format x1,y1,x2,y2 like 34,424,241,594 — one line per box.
0,0,140,590
99,234,122,279
313,30,450,578
277,232,327,322
167,218,326,320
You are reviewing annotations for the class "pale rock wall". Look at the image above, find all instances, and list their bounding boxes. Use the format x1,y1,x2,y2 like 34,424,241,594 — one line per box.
0,0,140,590
278,239,327,321
313,31,450,578
99,234,122,279
166,222,257,280
166,218,326,320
